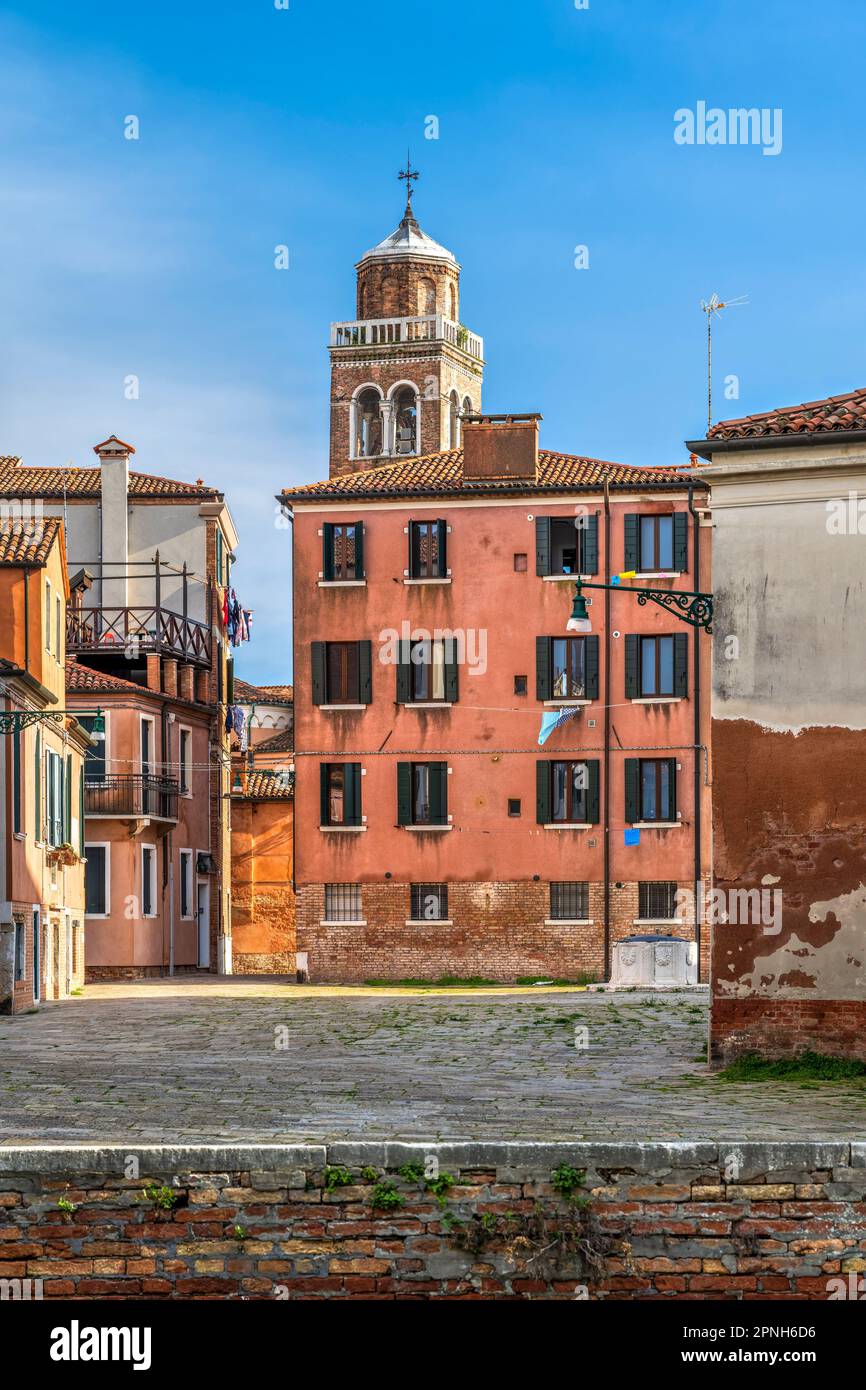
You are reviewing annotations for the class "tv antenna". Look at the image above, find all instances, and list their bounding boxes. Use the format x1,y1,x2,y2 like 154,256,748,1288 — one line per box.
700,293,748,432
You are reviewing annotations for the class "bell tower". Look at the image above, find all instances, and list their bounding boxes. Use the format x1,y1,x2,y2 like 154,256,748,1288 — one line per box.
328,160,485,479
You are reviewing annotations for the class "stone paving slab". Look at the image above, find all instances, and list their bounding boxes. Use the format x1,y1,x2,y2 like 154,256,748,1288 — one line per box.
0,978,864,1144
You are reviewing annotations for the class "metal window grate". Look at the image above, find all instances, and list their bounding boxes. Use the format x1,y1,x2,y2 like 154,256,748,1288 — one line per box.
324,883,362,922
639,881,678,919
550,882,589,920
410,883,448,921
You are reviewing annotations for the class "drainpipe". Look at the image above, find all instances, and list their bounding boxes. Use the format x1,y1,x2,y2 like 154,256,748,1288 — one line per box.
603,481,611,980
688,485,702,981
24,570,30,672
168,859,175,978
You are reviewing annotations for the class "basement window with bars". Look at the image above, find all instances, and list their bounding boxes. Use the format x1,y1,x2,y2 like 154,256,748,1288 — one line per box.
324,884,362,923
550,882,590,921
410,883,449,922
638,882,679,920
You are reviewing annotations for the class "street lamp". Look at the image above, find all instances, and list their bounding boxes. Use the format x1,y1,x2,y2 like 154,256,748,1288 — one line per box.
566,587,592,633
567,578,714,633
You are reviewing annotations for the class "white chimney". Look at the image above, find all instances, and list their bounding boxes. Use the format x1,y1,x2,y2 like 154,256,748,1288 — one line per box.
93,435,133,610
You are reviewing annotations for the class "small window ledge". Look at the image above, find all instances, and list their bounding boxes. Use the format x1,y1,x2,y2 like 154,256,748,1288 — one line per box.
635,572,682,580
543,699,590,708
403,577,451,586
545,918,593,926
630,821,682,829
542,822,593,831
405,918,453,927
633,918,683,927
402,824,452,832
404,702,453,709
318,579,367,588
320,919,366,927
630,697,682,705
319,825,366,833
318,704,366,711
541,573,594,584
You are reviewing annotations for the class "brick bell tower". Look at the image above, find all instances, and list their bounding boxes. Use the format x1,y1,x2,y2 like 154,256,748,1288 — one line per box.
328,159,485,479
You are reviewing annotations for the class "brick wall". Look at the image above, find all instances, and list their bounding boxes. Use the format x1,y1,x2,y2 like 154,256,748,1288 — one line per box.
296,879,710,983
1,1141,863,1300
712,998,866,1062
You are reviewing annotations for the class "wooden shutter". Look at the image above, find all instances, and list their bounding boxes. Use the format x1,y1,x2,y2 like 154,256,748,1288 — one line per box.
666,757,678,819
354,522,365,579
322,523,334,581
586,760,600,824
535,637,551,701
79,768,85,855
444,637,459,703
584,635,599,700
436,520,447,576
311,642,326,705
536,761,551,824
674,632,689,697
34,731,40,839
358,641,372,704
65,754,72,843
582,514,598,574
397,762,412,825
396,646,412,703
623,515,640,572
624,758,640,823
535,516,551,576
12,726,20,834
345,763,362,826
319,764,330,825
226,657,234,704
624,634,640,698
429,762,448,824
673,512,688,572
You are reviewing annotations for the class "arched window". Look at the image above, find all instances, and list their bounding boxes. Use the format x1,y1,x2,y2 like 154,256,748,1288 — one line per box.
462,395,472,421
449,390,460,449
418,277,436,316
393,386,418,456
449,284,457,321
380,276,399,316
354,388,383,458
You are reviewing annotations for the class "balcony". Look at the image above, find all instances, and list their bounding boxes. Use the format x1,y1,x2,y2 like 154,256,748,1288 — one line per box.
67,607,211,666
85,774,179,822
330,314,484,362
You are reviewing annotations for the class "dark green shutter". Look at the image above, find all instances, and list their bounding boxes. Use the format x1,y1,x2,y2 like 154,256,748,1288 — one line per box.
65,754,72,843
311,642,326,705
584,635,599,700
535,516,551,576
625,634,640,698
536,637,551,701
79,767,85,855
586,760,600,824
34,731,40,839
322,523,334,581
396,647,412,703
624,515,639,572
674,632,689,697
429,762,447,824
12,726,21,834
625,758,640,823
666,757,678,819
444,637,459,702
673,512,688,572
345,763,361,826
354,522,365,579
536,761,551,824
226,657,234,704
582,514,598,574
358,641,372,704
436,520,447,576
320,764,330,825
397,762,412,825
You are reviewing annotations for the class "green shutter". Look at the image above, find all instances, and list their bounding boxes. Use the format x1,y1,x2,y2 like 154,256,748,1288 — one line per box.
322,523,334,581
12,726,21,834
429,762,447,824
666,757,678,819
673,512,688,572
396,646,412,703
625,758,640,823
358,641,372,704
436,520,447,577
586,760,600,824
345,764,362,826
444,637,459,703
536,761,551,824
311,642,326,705
584,635,599,700
354,522,365,580
34,731,40,839
216,530,224,586
625,634,640,698
582,514,598,574
674,632,689,697
65,754,72,843
79,767,85,855
320,764,330,825
397,763,412,825
535,637,551,701
624,515,640,572
535,516,551,576
226,657,234,704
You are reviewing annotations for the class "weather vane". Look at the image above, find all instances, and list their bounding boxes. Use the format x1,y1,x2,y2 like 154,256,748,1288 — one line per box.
398,152,420,211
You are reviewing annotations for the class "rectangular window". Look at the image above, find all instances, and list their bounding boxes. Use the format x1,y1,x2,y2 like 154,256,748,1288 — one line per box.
410,883,448,921
321,763,361,827
45,581,52,653
550,760,590,823
141,845,156,917
327,523,361,581
638,759,676,822
76,714,107,780
12,724,21,834
535,515,598,576
639,881,678,920
324,884,362,923
179,728,192,795
55,594,62,662
514,675,527,695
45,749,63,846
14,919,25,980
551,637,586,700
410,520,446,579
640,635,675,697
508,798,521,817
550,882,590,921
639,515,674,572
85,845,109,916
180,850,193,919
411,638,447,702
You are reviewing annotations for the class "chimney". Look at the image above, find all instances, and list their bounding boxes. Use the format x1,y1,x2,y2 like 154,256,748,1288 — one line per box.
462,413,541,480
93,436,134,609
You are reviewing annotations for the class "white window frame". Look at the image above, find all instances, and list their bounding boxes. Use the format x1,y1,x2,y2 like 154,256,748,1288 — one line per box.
55,593,62,665
179,849,194,919
140,715,155,774
178,725,193,797
84,842,111,918
140,842,157,919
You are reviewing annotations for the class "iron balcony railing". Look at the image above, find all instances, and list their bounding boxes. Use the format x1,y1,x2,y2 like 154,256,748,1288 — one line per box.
67,607,211,666
84,774,179,821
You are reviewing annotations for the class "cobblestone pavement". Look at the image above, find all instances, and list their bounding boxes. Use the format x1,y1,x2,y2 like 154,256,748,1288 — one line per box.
1,978,863,1144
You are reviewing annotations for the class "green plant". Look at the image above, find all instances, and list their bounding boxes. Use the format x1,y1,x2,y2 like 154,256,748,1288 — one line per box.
718,1050,866,1084
324,1165,352,1190
426,1171,456,1206
233,1224,248,1242
370,1181,404,1212
143,1183,180,1211
360,1166,379,1181
57,1196,77,1219
551,1164,590,1206
397,1162,424,1184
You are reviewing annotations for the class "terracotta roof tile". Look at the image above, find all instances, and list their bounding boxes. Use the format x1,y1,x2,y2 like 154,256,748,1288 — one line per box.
0,516,63,566
234,678,294,704
233,768,294,800
253,727,293,754
708,386,866,442
280,447,695,503
66,661,151,696
0,457,221,500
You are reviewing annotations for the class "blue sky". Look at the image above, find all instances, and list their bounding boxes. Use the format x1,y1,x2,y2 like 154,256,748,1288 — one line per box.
1,0,864,682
